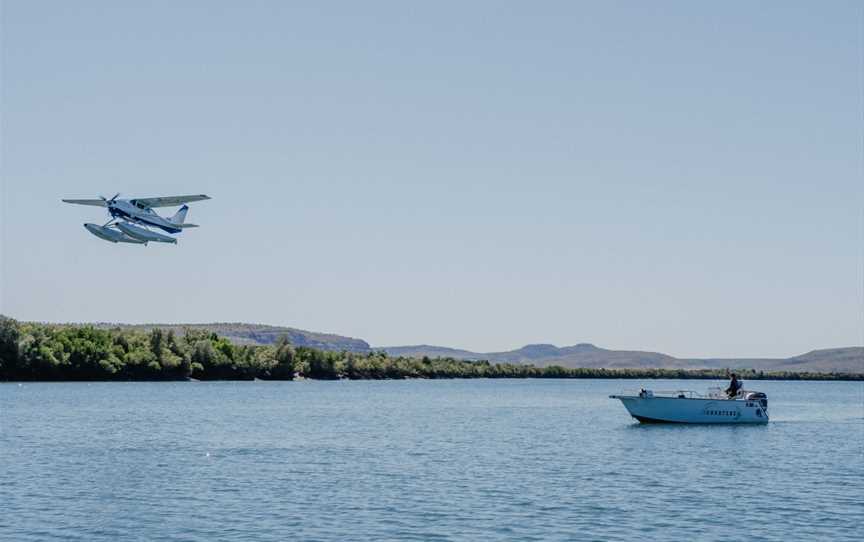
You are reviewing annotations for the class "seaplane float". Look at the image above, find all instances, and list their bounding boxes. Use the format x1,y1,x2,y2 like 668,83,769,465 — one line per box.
610,387,769,424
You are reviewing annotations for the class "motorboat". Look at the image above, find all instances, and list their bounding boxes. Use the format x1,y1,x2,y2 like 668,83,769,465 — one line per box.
609,387,769,424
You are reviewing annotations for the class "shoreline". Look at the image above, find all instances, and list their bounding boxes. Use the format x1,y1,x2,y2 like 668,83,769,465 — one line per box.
3,319,861,383
3,373,862,383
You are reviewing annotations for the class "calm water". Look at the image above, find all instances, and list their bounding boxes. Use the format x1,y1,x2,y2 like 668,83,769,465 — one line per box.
2,379,862,541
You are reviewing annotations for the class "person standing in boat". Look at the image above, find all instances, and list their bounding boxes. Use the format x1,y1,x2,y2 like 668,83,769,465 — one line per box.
726,373,742,398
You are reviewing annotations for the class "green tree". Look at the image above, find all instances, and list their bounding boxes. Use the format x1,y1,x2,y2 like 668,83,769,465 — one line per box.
302,347,338,379
0,316,21,379
269,336,296,379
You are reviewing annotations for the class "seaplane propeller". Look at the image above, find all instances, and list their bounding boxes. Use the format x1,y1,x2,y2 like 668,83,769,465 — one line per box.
99,193,121,206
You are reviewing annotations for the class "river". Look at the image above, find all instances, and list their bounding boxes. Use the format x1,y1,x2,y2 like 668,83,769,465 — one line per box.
2,379,862,541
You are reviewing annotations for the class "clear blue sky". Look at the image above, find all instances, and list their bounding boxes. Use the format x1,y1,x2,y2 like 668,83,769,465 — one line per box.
1,1,861,357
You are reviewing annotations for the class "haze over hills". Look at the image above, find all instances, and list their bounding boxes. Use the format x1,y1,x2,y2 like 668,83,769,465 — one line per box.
38,321,864,374
380,343,863,373
382,343,677,367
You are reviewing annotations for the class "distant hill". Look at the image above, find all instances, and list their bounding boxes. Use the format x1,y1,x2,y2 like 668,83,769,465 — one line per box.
36,321,862,373
678,348,864,373
487,343,678,368
381,345,483,360
379,343,684,368
377,343,863,374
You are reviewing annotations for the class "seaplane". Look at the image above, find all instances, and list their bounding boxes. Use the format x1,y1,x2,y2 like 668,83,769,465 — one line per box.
62,193,211,245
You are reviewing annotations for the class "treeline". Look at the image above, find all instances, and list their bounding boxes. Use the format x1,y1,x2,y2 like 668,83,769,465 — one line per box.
0,318,860,382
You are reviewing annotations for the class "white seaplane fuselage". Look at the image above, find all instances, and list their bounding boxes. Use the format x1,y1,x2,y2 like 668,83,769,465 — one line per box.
107,200,183,234
610,388,769,424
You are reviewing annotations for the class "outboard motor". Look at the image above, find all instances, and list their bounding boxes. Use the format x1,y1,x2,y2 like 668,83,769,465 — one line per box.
745,391,768,409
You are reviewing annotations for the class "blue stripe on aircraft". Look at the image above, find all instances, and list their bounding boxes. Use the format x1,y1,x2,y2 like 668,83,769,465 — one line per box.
109,206,181,234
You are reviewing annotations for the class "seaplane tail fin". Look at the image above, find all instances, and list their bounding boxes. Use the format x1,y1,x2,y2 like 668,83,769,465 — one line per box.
169,205,189,225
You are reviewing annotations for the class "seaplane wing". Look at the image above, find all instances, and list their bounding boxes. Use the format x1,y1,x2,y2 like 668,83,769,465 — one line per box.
129,194,211,208
62,198,108,207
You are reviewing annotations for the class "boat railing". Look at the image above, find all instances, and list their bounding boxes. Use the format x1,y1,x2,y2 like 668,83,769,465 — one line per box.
675,388,753,400
652,390,699,398
705,387,727,399
616,389,700,399
614,387,765,402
